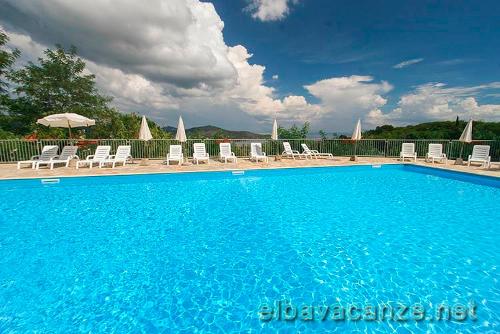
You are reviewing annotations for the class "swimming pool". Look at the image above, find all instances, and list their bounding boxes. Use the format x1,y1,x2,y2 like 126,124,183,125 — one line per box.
0,165,498,333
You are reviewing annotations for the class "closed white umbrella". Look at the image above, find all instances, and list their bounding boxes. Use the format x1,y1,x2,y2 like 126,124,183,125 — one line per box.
271,119,278,140
459,119,473,143
456,119,473,165
351,119,362,140
350,119,362,161
37,113,95,137
138,115,153,141
175,116,187,142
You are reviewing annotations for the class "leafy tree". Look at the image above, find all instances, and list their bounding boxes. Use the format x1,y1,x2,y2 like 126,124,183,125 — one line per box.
0,30,20,93
3,42,171,139
319,130,328,140
9,45,111,120
278,122,310,139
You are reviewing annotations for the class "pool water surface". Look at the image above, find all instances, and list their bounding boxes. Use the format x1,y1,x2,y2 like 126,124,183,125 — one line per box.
0,165,498,333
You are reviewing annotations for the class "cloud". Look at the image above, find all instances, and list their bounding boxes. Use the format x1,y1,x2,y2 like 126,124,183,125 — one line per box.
272,74,279,80
393,58,424,69
245,0,297,22
0,0,318,129
366,82,500,126
303,76,393,128
1,0,237,90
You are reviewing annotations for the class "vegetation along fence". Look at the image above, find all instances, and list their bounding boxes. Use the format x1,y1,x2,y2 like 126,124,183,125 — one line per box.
0,139,498,163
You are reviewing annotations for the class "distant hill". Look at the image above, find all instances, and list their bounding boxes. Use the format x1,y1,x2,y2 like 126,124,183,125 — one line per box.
363,120,500,140
162,125,268,139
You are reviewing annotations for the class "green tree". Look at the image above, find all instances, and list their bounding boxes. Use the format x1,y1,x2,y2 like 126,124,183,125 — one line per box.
278,122,310,139
10,45,111,119
0,30,20,93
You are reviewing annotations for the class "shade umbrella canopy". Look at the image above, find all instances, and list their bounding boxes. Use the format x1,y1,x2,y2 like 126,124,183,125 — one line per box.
351,119,362,140
459,119,473,143
138,115,153,141
37,113,95,128
175,116,187,142
271,119,278,140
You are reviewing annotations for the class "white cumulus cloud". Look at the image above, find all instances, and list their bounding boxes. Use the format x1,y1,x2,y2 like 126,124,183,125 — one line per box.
245,0,297,22
366,82,500,126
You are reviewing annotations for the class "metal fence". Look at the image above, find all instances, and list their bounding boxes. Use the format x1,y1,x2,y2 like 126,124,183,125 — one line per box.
0,138,498,163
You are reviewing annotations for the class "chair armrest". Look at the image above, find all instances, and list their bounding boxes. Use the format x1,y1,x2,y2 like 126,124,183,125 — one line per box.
51,155,61,161
468,155,472,160
107,155,116,159
86,155,95,161
31,155,40,160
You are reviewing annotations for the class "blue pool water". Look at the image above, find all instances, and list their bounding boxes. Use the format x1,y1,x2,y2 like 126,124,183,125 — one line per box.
0,165,499,333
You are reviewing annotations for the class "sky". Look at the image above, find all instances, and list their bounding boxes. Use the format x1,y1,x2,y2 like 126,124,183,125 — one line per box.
0,0,499,133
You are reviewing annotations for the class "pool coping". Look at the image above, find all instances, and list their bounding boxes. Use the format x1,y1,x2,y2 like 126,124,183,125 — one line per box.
0,161,498,183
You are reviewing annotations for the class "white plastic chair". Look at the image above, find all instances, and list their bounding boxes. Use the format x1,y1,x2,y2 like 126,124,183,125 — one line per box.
36,146,79,170
99,145,131,168
17,145,59,169
219,143,237,163
165,145,184,165
301,143,333,159
193,143,209,164
425,144,447,164
76,146,111,169
468,145,491,168
250,143,268,163
282,142,309,160
400,143,417,162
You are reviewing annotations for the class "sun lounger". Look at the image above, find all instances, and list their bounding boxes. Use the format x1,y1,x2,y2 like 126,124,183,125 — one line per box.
467,145,491,168
99,145,131,168
193,143,209,164
17,145,59,169
400,143,417,162
219,143,237,163
301,143,333,159
165,145,184,165
76,145,111,169
425,144,447,164
36,146,79,170
250,143,268,163
282,142,309,159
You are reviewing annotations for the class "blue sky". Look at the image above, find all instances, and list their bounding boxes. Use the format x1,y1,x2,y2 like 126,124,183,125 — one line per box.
1,0,499,132
215,0,500,107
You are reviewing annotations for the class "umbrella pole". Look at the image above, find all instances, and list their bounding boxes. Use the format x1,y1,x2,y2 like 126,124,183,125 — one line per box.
350,141,358,161
455,142,465,165
67,120,72,139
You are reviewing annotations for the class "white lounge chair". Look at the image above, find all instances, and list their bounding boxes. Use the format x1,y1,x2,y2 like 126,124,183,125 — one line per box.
400,143,417,162
250,143,268,163
468,145,491,168
17,145,59,169
165,145,184,165
193,143,209,164
36,146,79,170
425,144,447,164
99,145,131,168
282,142,309,160
219,143,237,163
301,143,333,159
76,145,111,169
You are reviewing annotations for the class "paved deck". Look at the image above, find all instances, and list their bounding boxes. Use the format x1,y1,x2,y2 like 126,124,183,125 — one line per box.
0,157,498,180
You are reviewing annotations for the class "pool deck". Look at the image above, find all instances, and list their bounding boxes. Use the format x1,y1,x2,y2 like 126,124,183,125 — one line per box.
0,157,498,180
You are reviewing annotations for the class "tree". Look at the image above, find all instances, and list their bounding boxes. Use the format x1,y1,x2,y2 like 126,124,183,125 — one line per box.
319,130,328,140
10,45,111,118
0,30,20,93
278,122,310,139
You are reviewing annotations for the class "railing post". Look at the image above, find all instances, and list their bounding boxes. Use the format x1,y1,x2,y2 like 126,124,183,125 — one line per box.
384,140,388,157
